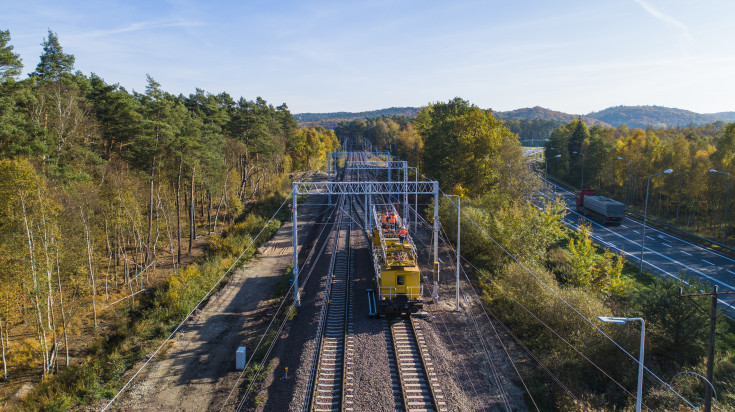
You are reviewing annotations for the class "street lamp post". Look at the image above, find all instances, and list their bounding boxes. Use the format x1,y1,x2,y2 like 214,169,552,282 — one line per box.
446,195,461,311
599,316,645,412
640,169,673,275
616,157,632,207
572,151,585,190
708,169,730,244
545,154,561,180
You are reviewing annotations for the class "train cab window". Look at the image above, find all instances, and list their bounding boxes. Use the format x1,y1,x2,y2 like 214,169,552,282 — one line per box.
397,275,405,286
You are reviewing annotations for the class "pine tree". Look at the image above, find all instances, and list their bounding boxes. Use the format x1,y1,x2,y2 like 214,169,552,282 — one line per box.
0,29,23,81
32,30,74,81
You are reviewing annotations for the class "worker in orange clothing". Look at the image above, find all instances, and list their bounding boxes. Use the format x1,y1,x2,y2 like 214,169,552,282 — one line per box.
389,212,398,231
380,211,389,230
398,226,408,244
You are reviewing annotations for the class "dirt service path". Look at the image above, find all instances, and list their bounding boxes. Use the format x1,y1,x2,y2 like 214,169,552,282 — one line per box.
111,195,325,411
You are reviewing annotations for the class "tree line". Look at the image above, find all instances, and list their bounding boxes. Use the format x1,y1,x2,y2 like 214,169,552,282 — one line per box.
0,29,338,383
545,119,734,244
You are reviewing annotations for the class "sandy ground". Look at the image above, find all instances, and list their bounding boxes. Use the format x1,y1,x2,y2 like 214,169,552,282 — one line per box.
108,195,326,411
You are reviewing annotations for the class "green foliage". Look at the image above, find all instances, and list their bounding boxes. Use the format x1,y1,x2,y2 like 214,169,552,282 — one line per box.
165,257,227,317
502,118,564,143
631,276,709,368
298,107,419,129
286,126,338,170
546,117,735,246
2,27,331,409
443,196,567,273
0,29,23,81
562,224,631,298
32,30,75,82
273,264,294,297
0,79,45,158
483,262,634,409
416,98,530,196
87,73,143,160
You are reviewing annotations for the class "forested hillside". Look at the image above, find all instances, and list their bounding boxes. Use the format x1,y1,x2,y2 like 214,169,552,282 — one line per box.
708,111,735,122
322,104,735,144
294,107,419,128
587,105,722,128
497,106,610,127
0,29,338,408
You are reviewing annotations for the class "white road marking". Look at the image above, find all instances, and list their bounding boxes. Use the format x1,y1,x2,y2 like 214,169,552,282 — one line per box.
539,187,735,291
632,230,640,234
540,179,735,310
662,243,672,247
681,251,692,256
544,178,735,266
727,270,735,275
702,259,715,266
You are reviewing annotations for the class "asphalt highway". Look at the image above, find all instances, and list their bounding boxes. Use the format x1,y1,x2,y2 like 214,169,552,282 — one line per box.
540,178,735,315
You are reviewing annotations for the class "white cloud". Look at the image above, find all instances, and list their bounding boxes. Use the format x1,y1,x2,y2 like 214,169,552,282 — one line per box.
632,0,691,40
69,19,205,40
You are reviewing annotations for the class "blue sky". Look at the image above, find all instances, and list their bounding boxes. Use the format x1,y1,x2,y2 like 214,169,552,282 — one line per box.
4,0,735,114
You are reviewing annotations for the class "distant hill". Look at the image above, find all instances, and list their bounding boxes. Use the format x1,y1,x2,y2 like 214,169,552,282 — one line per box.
586,105,722,128
294,107,419,129
496,106,611,128
708,112,735,122
296,104,734,131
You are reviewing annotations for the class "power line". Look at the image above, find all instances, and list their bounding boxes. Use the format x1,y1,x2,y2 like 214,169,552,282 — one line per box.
406,168,698,409
410,206,569,409
410,207,530,409
435,222,513,410
442,192,699,410
101,188,293,411
218,198,339,410
105,158,335,410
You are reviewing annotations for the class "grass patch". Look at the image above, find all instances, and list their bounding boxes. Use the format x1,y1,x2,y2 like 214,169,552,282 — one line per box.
273,264,294,298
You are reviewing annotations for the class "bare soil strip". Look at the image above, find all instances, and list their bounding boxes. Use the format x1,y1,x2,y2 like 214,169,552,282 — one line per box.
109,195,326,411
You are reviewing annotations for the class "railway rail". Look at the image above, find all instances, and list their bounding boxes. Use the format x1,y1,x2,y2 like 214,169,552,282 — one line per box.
388,317,448,412
305,194,356,412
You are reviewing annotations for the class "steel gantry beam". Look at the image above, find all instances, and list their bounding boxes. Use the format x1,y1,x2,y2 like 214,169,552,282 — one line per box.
344,160,410,221
346,161,407,169
328,150,392,160
291,179,440,307
294,181,434,195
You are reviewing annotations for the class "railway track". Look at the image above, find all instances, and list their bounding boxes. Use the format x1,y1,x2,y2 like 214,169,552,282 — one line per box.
388,317,448,412
306,196,356,412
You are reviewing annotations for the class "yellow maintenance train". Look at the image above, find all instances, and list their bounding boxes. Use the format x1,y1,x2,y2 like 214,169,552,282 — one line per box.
368,208,423,316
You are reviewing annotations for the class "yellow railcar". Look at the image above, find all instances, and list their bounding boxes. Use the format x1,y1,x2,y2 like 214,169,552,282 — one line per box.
371,223,423,315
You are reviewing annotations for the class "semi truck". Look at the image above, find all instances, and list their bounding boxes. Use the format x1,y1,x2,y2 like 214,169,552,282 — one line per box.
576,189,625,225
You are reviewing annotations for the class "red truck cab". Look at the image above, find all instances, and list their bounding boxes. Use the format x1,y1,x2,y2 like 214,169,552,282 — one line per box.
576,189,597,213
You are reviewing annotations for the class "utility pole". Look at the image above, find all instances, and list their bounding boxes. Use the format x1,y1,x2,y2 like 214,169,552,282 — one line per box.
679,286,735,412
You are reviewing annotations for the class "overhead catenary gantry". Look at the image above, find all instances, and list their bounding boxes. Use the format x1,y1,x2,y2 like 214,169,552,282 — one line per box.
327,150,394,205
292,154,440,307
346,162,410,220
